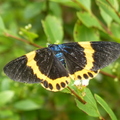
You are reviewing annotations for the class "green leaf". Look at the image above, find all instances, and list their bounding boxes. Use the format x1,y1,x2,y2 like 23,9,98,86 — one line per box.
0,16,6,35
0,91,14,106
49,2,62,18
50,0,72,3
50,0,78,8
75,88,100,117
0,16,5,30
0,110,13,118
42,15,63,44
97,0,119,26
75,0,91,11
99,7,113,27
95,94,118,120
99,0,119,10
14,99,40,111
111,23,120,40
24,2,45,19
74,21,100,42
1,78,10,91
20,28,38,42
97,0,120,24
77,12,104,31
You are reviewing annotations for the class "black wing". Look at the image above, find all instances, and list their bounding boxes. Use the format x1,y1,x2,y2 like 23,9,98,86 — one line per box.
3,48,53,83
4,48,70,91
60,42,120,80
90,41,120,70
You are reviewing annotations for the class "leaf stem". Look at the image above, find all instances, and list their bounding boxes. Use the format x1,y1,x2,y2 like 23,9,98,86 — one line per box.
72,0,113,35
4,33,42,49
100,71,119,80
106,0,120,18
67,86,86,104
99,116,106,120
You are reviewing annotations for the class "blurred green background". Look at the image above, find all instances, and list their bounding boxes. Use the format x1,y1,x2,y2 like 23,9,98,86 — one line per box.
0,0,120,120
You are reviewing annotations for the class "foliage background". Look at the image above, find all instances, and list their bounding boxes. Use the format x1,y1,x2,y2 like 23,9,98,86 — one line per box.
0,0,120,120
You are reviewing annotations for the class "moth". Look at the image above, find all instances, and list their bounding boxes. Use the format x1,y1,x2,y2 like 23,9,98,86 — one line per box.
3,41,120,91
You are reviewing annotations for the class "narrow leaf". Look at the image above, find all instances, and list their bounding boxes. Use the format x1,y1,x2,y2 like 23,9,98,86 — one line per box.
75,0,91,11
99,7,112,27
50,0,78,8
97,0,120,24
111,23,120,40
77,12,104,31
0,16,5,30
20,28,38,42
0,16,6,35
95,94,118,120
99,0,119,10
75,88,100,117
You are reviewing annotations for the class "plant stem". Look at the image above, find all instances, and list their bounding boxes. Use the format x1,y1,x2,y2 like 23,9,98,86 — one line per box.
67,86,86,104
99,116,106,120
4,33,42,49
106,0,120,18
72,0,113,35
100,71,119,80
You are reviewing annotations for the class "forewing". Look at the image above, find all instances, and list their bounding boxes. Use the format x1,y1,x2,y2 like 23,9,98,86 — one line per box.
4,48,70,92
90,41,120,71
61,42,120,80
3,48,53,83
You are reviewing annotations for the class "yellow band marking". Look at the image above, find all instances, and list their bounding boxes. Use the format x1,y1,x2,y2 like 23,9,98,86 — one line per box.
78,42,95,70
70,69,98,80
26,51,70,91
26,51,47,80
69,42,98,80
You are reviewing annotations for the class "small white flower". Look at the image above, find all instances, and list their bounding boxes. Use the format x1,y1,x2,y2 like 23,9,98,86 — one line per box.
19,31,23,35
74,80,82,86
74,79,90,86
25,24,32,30
81,79,90,86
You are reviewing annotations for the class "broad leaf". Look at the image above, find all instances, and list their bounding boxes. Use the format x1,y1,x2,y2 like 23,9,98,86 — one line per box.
14,99,40,111
42,15,63,44
74,21,100,42
24,2,45,19
0,91,14,106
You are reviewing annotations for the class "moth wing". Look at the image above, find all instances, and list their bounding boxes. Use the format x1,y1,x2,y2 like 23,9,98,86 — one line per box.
3,48,53,83
4,48,70,91
41,56,70,92
88,41,120,71
61,42,120,80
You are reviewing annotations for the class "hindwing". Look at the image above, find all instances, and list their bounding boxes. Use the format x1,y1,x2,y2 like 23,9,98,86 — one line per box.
4,48,70,91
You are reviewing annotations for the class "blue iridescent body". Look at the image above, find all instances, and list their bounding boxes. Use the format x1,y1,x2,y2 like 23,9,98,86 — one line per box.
48,44,69,67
